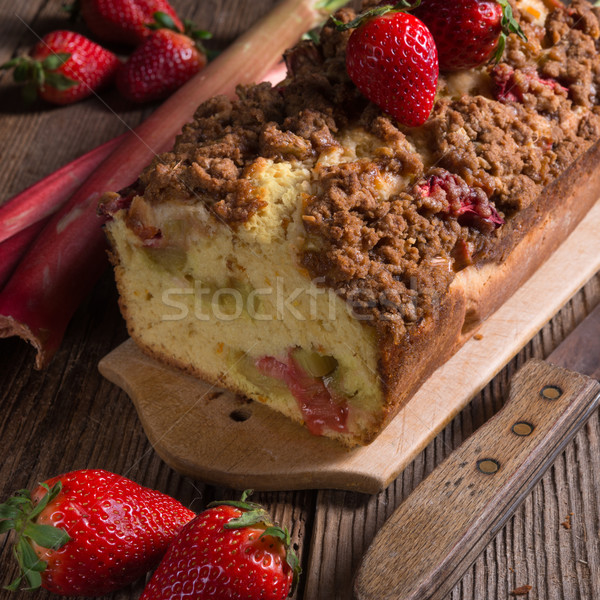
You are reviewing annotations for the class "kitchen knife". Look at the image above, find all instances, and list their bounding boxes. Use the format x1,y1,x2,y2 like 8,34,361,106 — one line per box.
354,301,600,600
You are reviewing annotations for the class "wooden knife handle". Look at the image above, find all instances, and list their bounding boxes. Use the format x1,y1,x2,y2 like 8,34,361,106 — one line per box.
354,359,600,600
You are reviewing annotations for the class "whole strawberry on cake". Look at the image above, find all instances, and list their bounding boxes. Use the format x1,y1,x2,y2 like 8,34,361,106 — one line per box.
102,0,600,446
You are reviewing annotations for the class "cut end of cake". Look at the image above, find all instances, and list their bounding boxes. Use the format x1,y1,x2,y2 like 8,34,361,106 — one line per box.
106,151,395,447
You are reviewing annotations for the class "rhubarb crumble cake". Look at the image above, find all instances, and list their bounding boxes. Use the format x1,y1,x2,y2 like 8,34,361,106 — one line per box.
102,0,600,446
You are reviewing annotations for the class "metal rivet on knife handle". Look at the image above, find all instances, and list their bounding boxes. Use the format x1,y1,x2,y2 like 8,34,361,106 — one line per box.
512,422,534,436
477,459,500,474
540,385,562,400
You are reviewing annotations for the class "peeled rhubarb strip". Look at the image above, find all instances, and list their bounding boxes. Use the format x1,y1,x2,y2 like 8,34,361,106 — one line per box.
0,0,344,369
0,134,125,244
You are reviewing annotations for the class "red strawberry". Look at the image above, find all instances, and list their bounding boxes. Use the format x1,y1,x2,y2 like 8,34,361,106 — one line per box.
78,0,184,45
140,490,300,600
410,0,527,71
0,469,195,595
115,15,209,103
340,7,439,127
0,31,119,105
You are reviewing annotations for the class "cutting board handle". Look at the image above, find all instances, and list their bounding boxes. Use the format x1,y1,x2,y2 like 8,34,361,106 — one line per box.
353,359,600,600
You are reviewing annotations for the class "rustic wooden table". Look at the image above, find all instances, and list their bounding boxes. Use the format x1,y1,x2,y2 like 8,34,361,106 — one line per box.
1,1,599,599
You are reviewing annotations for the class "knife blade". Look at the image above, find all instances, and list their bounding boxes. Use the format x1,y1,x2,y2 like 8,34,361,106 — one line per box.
354,301,600,600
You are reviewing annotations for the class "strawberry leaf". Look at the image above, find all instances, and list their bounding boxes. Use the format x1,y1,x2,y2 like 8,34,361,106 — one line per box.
493,0,527,64
0,520,16,533
224,508,271,529
19,540,45,573
498,0,527,40
28,482,61,520
493,33,507,63
147,11,181,33
24,570,42,591
13,61,33,83
261,525,289,543
4,574,24,592
0,57,20,70
24,523,71,549
44,71,78,91
33,62,45,87
302,27,321,44
184,20,212,40
0,503,20,519
15,538,45,590
178,18,212,55
42,53,71,71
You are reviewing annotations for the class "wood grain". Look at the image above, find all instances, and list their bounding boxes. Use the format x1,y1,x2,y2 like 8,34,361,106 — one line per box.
0,1,599,599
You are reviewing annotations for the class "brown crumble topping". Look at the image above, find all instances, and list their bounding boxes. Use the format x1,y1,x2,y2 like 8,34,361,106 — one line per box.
113,0,600,340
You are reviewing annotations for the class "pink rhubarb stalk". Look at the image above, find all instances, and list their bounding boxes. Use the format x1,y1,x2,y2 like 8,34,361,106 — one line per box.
0,134,124,244
0,219,49,291
0,0,343,369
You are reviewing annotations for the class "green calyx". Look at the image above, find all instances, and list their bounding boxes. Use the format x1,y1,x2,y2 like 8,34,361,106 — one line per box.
208,490,301,595
493,0,528,63
0,53,76,103
147,11,213,56
0,481,71,591
331,1,421,31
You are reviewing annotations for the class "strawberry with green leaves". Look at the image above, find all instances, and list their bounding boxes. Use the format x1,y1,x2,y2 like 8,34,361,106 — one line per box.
116,11,210,103
0,469,195,595
76,0,184,46
140,490,300,600
0,31,119,105
410,0,527,71
336,4,439,128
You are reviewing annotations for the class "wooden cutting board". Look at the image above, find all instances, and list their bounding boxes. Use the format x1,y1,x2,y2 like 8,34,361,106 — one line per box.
99,201,600,494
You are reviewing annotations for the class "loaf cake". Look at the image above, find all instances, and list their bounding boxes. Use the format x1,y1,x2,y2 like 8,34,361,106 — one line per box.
102,0,600,446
